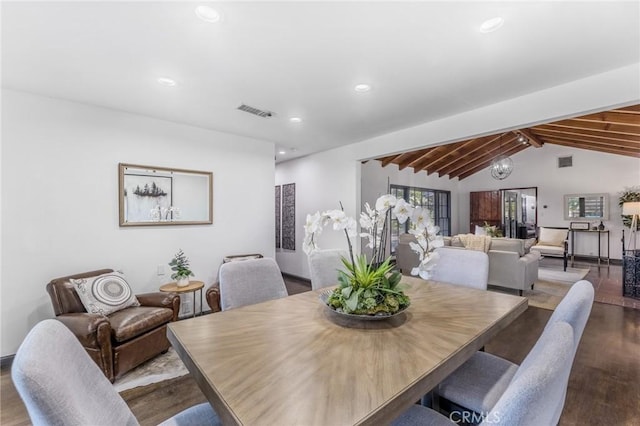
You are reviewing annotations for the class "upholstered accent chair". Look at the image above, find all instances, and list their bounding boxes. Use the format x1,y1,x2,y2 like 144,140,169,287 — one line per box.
307,248,349,290
205,253,264,312
46,269,180,383
431,247,489,290
434,280,594,420
12,319,220,426
392,321,576,426
218,257,288,311
488,238,539,295
530,227,569,271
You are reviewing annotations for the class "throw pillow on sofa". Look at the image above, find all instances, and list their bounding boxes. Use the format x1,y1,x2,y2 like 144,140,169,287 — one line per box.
71,271,139,316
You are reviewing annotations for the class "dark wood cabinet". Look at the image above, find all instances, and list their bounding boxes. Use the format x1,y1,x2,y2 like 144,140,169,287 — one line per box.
470,190,501,231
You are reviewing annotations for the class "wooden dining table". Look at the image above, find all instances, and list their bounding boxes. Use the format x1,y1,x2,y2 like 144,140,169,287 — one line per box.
167,277,528,426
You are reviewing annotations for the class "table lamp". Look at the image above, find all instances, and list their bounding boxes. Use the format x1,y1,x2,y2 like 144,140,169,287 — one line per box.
622,201,640,251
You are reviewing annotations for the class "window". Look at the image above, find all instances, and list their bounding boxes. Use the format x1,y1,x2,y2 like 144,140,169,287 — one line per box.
390,185,451,253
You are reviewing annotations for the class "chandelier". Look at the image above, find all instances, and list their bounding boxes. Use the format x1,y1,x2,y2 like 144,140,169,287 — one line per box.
490,133,513,180
490,155,513,180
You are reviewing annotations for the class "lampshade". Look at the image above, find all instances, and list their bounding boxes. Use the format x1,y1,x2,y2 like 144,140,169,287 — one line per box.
490,155,513,180
622,201,640,216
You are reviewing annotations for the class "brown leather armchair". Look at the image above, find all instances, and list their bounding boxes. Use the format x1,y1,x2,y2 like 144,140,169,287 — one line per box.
46,269,180,383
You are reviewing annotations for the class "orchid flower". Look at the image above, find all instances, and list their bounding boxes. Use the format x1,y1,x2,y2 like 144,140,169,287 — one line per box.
375,194,397,213
392,198,414,224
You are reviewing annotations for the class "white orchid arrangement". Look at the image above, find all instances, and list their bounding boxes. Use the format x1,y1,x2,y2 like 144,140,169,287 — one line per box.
366,195,444,279
304,194,443,278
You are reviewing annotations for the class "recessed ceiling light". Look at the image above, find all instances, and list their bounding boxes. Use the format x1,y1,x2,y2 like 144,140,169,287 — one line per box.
279,150,286,155
289,117,302,123
157,77,176,87
354,84,371,93
195,5,221,23
480,17,504,33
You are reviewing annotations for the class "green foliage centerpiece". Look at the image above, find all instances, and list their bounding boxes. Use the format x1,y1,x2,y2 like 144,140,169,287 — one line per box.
304,195,442,317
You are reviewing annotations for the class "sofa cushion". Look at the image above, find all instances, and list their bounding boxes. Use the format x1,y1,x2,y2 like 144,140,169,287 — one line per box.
538,227,567,247
450,235,464,247
457,234,492,253
71,271,139,316
108,306,174,342
490,238,525,257
524,237,537,254
530,244,565,256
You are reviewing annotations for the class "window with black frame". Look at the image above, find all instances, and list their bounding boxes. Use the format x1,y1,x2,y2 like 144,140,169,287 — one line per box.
390,185,451,253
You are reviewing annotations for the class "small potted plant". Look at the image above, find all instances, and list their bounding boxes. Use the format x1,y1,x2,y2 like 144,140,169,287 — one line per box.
169,249,194,287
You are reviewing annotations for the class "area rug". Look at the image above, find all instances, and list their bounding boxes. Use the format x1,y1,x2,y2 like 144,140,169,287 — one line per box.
488,267,589,311
113,348,188,393
523,280,573,311
538,266,590,283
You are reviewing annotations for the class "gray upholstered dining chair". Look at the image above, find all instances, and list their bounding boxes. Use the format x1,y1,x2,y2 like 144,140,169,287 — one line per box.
431,247,489,290
434,280,594,420
12,319,221,426
218,257,288,310
307,248,349,290
393,321,576,426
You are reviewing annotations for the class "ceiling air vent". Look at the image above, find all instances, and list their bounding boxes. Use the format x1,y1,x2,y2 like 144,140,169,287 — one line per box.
558,156,573,168
237,104,274,118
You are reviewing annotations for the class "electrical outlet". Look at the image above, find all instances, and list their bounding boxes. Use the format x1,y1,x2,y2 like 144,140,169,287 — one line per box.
157,264,165,276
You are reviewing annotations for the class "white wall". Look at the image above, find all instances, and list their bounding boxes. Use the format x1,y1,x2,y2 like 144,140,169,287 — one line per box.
275,64,639,277
459,144,640,260
1,90,276,356
275,148,360,278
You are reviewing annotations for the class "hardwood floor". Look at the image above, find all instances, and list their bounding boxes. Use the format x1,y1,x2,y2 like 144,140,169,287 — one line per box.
2,261,638,425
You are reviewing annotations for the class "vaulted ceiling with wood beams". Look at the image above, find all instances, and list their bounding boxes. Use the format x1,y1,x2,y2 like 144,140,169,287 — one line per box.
374,105,640,180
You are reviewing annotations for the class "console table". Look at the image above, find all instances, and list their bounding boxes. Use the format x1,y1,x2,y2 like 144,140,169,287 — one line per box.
570,229,610,268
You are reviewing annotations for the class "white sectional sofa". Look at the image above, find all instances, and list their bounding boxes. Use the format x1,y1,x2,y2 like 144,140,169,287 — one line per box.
395,234,539,295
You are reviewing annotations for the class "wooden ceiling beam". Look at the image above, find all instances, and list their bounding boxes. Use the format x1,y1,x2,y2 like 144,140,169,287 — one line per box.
541,138,640,157
373,104,639,179
536,119,640,136
439,134,515,177
380,154,402,167
417,140,476,172
396,148,432,170
409,145,452,171
446,137,519,178
533,125,640,144
429,135,502,175
517,129,544,148
457,144,528,180
535,132,640,151
533,128,640,148
570,110,640,126
615,105,640,114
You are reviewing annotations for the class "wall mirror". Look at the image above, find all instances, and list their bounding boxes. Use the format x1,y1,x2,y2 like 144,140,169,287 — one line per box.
119,163,213,226
564,193,608,221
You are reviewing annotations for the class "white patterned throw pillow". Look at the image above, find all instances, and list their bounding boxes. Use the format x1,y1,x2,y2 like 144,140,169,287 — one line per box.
72,271,139,316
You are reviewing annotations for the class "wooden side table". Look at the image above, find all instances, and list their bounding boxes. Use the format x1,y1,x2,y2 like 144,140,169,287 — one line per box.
160,280,205,318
